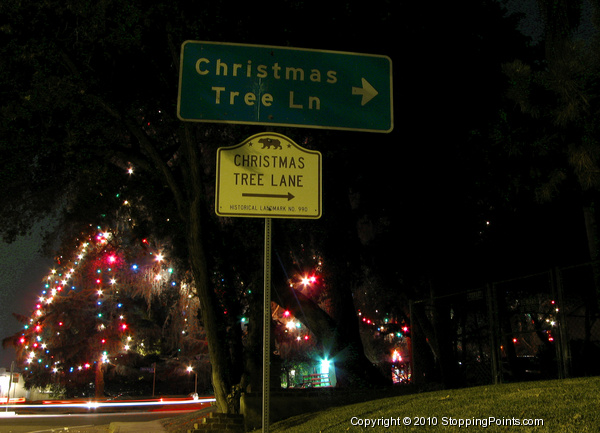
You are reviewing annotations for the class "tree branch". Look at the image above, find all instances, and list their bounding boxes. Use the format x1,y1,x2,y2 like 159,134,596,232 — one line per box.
87,94,188,221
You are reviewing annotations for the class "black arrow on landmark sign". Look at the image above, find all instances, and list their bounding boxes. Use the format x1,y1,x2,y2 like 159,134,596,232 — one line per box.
242,192,295,201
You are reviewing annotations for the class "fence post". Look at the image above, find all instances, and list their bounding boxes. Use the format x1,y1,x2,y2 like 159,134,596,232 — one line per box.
485,284,501,384
551,267,571,379
409,300,416,384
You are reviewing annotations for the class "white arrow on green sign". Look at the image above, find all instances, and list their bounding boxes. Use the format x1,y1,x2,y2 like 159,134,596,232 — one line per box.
177,41,393,133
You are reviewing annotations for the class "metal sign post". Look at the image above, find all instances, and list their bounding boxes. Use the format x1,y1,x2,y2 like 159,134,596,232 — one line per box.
213,133,321,432
262,218,272,433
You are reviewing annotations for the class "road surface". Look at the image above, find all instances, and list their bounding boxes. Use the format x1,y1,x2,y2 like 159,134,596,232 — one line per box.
0,410,180,433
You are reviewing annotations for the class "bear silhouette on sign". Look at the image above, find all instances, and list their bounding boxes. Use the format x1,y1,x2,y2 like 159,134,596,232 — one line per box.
258,138,282,150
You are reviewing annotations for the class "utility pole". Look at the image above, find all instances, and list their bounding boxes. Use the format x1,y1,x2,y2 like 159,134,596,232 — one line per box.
152,363,156,397
5,361,15,412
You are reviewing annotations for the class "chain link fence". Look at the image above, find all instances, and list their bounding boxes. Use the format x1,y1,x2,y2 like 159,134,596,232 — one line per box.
409,262,600,387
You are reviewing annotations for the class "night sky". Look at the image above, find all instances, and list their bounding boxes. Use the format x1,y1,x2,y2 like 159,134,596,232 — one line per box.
0,0,595,368
0,221,53,366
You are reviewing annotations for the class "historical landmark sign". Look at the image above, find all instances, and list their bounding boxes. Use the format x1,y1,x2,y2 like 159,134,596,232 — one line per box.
215,133,322,219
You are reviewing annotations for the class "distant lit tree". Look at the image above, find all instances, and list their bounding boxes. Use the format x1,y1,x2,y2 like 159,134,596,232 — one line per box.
3,222,204,397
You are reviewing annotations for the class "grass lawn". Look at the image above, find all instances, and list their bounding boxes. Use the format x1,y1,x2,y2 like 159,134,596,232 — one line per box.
253,376,600,432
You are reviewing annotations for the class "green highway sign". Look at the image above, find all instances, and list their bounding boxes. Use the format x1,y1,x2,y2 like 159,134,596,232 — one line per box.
178,41,393,133
216,133,322,219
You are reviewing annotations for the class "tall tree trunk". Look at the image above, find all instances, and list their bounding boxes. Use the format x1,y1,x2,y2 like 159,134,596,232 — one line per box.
184,125,237,414
95,363,104,399
188,225,232,412
327,269,388,388
273,283,387,388
244,285,263,393
432,301,462,388
410,302,439,384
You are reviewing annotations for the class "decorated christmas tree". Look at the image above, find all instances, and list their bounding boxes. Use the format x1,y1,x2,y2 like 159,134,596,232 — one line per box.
4,224,205,397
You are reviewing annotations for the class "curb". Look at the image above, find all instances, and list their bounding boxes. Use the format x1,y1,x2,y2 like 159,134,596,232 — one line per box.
109,420,166,433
